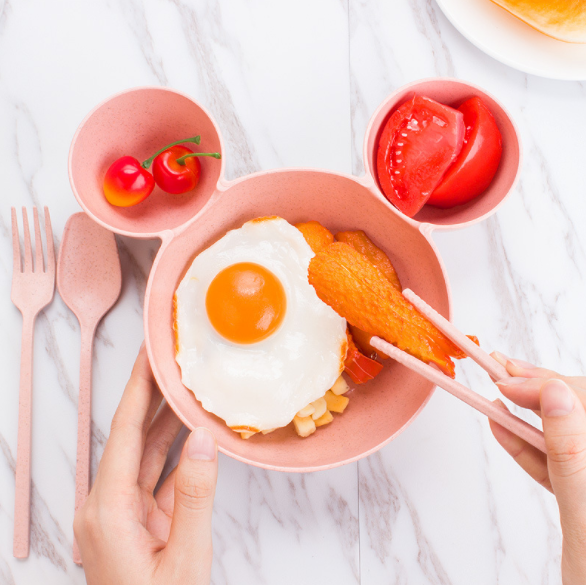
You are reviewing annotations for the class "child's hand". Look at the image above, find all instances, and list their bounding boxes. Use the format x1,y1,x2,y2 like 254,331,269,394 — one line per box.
75,345,217,585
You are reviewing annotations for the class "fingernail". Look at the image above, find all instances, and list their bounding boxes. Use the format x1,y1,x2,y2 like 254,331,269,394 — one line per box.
492,351,509,365
541,380,575,417
509,359,537,370
187,427,216,461
496,377,528,386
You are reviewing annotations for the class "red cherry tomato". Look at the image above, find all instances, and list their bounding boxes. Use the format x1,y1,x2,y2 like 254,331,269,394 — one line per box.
427,97,502,208
376,96,465,217
152,145,201,195
103,156,155,207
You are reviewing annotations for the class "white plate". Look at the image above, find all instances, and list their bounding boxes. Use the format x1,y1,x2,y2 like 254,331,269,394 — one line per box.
435,0,586,80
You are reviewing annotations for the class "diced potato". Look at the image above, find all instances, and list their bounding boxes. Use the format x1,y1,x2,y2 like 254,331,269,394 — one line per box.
311,397,327,420
261,428,276,435
330,375,350,396
293,415,316,438
240,431,256,439
324,390,349,413
314,409,334,427
297,403,315,418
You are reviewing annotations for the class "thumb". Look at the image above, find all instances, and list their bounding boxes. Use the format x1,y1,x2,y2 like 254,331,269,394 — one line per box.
166,427,218,571
541,379,586,531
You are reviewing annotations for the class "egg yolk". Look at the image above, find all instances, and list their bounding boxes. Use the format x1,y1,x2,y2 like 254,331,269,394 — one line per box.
206,262,286,344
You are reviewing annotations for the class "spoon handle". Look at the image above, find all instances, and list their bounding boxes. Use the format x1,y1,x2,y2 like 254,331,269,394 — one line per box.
73,324,94,565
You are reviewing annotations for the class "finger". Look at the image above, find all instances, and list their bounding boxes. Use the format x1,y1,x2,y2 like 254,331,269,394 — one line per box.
492,351,562,379
138,403,184,493
489,399,551,492
565,376,586,392
540,379,586,544
164,428,217,577
155,467,177,518
495,374,586,415
97,346,163,489
145,467,178,545
491,352,586,391
495,377,543,410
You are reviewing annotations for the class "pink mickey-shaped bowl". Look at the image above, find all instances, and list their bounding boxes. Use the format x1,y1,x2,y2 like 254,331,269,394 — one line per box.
69,82,520,472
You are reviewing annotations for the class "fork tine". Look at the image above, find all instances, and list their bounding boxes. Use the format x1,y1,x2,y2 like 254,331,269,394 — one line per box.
11,208,21,273
44,207,55,274
21,208,33,273
32,208,44,273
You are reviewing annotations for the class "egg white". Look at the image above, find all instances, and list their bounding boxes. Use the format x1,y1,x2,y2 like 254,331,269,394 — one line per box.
174,217,347,432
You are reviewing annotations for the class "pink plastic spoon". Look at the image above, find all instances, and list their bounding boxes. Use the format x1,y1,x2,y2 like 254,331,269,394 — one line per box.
57,213,121,564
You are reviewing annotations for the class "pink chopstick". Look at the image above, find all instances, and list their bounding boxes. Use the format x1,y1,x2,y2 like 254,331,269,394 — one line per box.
369,288,546,454
402,289,510,382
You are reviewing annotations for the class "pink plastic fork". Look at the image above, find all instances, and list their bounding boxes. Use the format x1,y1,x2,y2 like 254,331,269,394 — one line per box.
370,288,546,454
11,207,55,559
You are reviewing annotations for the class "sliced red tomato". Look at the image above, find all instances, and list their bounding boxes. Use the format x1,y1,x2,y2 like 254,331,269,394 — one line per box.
344,334,383,384
376,96,465,218
427,97,502,208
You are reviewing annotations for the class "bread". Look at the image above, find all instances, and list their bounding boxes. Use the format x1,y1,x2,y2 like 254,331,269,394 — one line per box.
491,0,586,43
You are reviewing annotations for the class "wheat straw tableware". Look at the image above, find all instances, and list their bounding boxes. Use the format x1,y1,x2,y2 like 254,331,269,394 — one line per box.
370,289,546,454
57,212,122,564
68,80,520,472
11,207,55,559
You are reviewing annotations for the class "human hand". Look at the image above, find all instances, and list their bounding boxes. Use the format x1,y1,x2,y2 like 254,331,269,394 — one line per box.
490,352,586,585
74,345,218,585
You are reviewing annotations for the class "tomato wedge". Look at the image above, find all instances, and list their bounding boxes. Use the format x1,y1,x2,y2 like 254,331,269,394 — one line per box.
427,97,502,208
377,96,465,218
345,333,383,384
348,324,389,361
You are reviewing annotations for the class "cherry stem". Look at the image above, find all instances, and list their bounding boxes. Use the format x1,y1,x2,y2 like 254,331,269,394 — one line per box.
176,152,222,165
141,135,201,169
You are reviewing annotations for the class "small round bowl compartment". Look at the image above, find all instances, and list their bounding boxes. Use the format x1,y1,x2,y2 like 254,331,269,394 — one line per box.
145,169,449,471
363,78,521,229
69,87,224,238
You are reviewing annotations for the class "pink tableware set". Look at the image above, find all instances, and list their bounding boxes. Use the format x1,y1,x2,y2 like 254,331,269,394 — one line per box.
11,78,541,563
11,209,121,561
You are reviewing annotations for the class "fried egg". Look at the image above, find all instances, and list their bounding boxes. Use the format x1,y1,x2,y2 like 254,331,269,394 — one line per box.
174,216,347,432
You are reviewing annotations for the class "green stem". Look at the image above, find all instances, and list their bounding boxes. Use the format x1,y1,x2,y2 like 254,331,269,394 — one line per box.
141,135,201,168
176,152,222,165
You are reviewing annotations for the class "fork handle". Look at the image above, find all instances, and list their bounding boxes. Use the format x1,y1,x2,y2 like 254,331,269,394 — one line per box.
73,323,95,565
13,312,36,559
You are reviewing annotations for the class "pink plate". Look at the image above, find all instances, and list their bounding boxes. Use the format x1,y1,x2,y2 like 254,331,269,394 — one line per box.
68,83,521,472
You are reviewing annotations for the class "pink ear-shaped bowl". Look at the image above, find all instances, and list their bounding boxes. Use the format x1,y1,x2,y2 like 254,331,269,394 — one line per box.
363,77,521,229
69,87,224,238
68,81,521,472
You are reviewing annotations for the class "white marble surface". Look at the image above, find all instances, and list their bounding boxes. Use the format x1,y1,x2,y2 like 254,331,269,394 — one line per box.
0,0,584,583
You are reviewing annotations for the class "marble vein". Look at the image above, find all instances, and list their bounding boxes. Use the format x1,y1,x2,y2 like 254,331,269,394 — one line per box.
408,0,455,77
13,102,43,208
359,453,452,585
167,0,262,180
0,435,68,572
116,0,169,85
